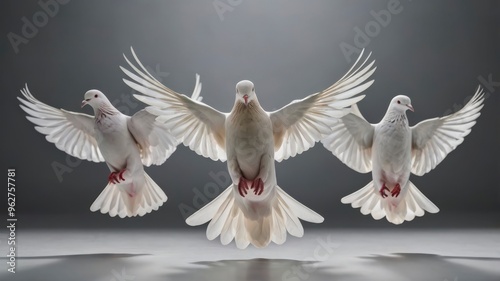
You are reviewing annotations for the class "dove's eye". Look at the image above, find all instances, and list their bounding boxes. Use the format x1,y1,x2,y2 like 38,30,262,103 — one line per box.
397,100,401,104
252,87,254,92
94,94,98,98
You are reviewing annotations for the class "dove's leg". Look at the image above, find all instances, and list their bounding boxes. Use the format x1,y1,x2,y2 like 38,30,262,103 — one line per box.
391,183,401,197
120,156,146,198
107,154,142,186
106,162,125,184
120,156,143,185
380,183,390,198
108,171,125,184
251,178,264,195
252,154,272,196
107,170,127,184
228,156,250,197
238,178,250,197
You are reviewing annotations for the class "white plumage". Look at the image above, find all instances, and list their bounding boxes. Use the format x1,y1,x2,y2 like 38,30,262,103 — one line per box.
121,47,376,248
322,88,485,224
18,83,202,217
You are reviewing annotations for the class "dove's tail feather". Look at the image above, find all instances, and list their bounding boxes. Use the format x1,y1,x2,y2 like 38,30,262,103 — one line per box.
90,172,167,218
186,185,324,249
341,180,439,225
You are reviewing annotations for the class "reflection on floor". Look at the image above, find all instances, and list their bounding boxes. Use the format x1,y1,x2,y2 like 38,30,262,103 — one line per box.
1,229,499,281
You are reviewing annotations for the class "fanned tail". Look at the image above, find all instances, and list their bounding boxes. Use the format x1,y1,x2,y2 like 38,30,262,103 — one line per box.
90,172,167,218
186,185,324,249
341,180,439,225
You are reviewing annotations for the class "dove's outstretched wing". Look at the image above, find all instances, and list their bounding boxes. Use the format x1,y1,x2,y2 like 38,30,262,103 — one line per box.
127,110,180,166
121,48,227,162
321,104,374,173
269,50,376,162
410,87,485,176
127,76,203,166
18,85,105,162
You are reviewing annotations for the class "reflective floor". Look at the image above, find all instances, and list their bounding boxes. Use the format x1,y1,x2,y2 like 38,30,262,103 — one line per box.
1,229,500,281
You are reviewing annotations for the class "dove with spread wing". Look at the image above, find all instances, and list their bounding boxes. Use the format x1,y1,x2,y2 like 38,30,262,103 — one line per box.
322,88,485,224
121,47,376,248
18,82,202,218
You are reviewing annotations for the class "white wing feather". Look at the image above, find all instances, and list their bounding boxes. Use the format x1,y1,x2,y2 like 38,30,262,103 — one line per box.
270,50,376,162
322,104,374,173
127,72,203,166
18,85,105,162
121,47,227,162
127,110,180,166
411,87,485,176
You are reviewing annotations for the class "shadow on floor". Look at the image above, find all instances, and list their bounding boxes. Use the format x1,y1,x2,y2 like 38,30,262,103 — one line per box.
165,258,353,281
360,253,500,281
2,252,499,281
0,253,147,281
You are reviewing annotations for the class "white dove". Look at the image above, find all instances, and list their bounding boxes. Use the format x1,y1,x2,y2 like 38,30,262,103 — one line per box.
322,87,485,224
120,47,376,248
18,82,202,218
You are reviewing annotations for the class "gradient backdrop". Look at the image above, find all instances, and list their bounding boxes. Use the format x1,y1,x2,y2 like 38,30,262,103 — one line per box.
1,0,499,230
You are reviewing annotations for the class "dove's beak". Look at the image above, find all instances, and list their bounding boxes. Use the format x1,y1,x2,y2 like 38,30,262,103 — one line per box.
243,94,249,105
81,99,90,108
407,104,414,112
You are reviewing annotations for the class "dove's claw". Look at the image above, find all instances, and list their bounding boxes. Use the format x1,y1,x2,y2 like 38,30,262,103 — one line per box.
391,184,401,197
108,170,126,184
118,170,126,182
238,177,249,197
380,185,390,198
108,172,118,184
252,178,264,195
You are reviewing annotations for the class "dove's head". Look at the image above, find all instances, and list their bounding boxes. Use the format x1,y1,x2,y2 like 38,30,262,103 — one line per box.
389,95,414,113
82,90,111,109
236,80,256,106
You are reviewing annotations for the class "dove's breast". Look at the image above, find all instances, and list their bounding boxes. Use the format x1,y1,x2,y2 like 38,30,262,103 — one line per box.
95,115,140,170
227,103,274,180
372,119,412,183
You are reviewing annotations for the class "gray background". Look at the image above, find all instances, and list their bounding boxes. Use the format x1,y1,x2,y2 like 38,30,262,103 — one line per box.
1,0,499,229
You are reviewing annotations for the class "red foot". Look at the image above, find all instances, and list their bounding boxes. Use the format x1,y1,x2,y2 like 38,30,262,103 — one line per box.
391,183,401,197
238,177,249,197
108,172,117,184
251,178,264,195
108,170,126,184
380,184,390,198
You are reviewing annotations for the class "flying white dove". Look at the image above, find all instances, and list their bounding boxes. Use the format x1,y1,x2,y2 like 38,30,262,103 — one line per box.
18,82,202,218
322,87,485,224
120,47,376,248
